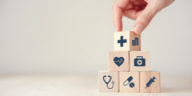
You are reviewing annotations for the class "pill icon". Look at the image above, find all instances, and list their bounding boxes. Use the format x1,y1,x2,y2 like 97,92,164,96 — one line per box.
129,82,135,88
123,76,135,88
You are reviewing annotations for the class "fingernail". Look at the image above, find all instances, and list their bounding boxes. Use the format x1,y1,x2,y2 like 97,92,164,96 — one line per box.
133,24,144,34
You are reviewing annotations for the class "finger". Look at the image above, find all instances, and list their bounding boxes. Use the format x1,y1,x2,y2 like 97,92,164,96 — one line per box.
123,10,137,20
125,2,134,10
132,4,158,34
113,0,130,32
123,0,147,20
131,0,147,6
124,9,144,20
113,7,123,32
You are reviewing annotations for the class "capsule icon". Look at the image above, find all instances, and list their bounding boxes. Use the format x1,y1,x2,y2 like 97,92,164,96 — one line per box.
123,76,135,88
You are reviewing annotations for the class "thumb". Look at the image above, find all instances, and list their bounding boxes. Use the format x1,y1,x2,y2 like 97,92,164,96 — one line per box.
133,5,158,34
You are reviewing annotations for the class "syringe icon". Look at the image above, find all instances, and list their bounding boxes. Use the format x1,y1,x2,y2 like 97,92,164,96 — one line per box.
145,76,156,88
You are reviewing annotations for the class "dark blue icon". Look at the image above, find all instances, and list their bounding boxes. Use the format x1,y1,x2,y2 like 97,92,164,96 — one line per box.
146,77,156,88
132,37,139,46
134,56,145,67
113,57,124,67
123,76,135,88
103,75,114,89
117,36,127,47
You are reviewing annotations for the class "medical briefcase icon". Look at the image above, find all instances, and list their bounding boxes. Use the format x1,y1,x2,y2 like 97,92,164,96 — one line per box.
134,56,145,67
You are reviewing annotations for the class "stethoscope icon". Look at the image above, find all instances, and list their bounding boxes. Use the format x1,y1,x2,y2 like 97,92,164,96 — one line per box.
103,75,114,89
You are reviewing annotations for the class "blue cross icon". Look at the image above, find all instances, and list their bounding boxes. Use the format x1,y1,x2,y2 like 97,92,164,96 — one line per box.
117,36,127,47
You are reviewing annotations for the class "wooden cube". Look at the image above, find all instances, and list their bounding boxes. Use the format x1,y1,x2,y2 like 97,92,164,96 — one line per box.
130,51,150,71
109,51,129,72
114,31,141,51
119,72,140,93
98,71,119,92
140,71,161,93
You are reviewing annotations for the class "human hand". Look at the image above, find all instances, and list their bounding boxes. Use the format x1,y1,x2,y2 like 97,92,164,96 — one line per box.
113,0,174,34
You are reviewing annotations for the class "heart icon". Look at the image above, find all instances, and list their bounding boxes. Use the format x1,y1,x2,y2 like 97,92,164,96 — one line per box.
113,57,124,67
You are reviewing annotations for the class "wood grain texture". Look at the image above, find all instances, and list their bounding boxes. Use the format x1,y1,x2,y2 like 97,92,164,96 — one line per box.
130,51,150,71
140,71,161,93
129,31,141,51
114,31,141,51
109,51,129,72
114,31,130,51
119,72,140,93
98,71,119,92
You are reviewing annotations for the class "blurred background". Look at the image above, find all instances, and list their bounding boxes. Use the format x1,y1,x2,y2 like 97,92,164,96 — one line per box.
0,0,192,77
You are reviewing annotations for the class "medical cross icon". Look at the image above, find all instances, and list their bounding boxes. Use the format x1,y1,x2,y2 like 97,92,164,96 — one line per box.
138,60,142,65
118,36,127,47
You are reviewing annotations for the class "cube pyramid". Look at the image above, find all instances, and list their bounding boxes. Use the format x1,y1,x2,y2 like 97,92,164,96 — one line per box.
98,31,160,93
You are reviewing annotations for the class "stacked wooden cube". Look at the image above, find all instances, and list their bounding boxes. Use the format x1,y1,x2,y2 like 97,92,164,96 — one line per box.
98,31,160,93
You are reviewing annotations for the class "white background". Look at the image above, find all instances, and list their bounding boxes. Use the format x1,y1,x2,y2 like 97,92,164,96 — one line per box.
0,0,192,77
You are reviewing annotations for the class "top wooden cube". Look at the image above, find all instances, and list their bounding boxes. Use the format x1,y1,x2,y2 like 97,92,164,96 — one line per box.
114,31,141,51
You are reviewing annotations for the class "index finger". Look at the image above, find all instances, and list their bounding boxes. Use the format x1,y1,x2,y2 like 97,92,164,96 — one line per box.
113,0,130,32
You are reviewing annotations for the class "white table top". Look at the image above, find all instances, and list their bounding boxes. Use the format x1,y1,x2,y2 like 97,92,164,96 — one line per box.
0,75,191,96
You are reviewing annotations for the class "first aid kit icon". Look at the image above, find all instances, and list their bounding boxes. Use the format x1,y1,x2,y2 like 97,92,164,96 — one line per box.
134,56,146,67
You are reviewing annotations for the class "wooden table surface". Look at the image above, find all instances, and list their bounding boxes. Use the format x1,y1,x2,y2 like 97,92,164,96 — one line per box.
0,75,191,96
